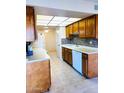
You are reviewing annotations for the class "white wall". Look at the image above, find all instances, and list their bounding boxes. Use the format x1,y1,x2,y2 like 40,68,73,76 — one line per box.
36,26,57,52
26,0,98,14
32,32,45,49
44,29,56,52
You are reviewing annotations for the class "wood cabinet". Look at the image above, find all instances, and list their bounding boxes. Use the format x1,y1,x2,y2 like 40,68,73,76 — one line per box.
66,25,73,38
65,15,98,39
85,15,96,38
82,54,88,77
62,47,72,66
79,20,86,38
83,53,98,78
72,22,79,33
26,6,36,42
66,26,70,38
64,48,68,62
67,49,72,65
62,47,65,60
69,25,73,35
62,47,98,78
26,60,51,93
95,15,98,39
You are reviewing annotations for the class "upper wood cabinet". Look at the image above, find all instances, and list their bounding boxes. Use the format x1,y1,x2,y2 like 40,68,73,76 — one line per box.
79,20,86,38
72,22,79,33
69,25,73,34
65,15,98,39
85,15,96,38
66,25,73,38
26,6,36,42
95,15,98,39
66,26,70,38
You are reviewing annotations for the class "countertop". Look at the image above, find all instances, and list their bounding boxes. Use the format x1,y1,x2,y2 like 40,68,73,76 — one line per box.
62,44,98,54
26,48,50,64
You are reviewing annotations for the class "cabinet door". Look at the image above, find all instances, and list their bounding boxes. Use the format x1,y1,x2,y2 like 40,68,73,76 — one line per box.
66,25,73,38
66,26,69,38
62,47,65,60
69,25,73,35
26,60,51,93
68,49,72,65
85,16,96,38
87,54,98,78
79,20,85,38
95,15,98,39
82,54,88,77
64,48,68,62
26,6,36,42
72,22,79,33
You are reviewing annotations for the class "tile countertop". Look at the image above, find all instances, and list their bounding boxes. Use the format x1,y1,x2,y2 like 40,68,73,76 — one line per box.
62,44,98,54
26,48,50,64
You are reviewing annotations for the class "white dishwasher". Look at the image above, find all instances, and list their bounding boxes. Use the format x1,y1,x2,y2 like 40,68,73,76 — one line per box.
72,50,83,75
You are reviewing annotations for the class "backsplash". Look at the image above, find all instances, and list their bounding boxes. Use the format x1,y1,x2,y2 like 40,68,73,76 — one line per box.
61,37,98,48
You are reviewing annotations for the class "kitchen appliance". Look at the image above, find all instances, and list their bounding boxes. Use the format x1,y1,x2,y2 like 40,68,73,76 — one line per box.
72,50,83,75
26,42,33,56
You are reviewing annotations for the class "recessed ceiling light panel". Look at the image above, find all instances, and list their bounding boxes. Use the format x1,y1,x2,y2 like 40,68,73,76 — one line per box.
37,20,49,24
37,23,48,26
48,23,58,26
66,18,81,22
37,15,53,20
49,21,61,24
52,16,68,22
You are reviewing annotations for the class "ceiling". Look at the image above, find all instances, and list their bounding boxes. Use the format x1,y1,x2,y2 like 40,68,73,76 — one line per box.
36,15,82,26
27,0,98,14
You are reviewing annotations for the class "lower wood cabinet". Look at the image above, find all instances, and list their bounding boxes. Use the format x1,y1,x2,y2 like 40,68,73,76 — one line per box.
26,60,51,93
62,47,98,78
68,49,72,65
62,47,72,66
83,53,98,78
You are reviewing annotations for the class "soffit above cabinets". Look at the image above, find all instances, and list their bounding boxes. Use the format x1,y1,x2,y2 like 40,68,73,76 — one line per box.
36,15,82,27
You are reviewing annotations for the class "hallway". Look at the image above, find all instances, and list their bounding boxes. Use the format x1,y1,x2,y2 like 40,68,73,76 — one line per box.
45,52,98,93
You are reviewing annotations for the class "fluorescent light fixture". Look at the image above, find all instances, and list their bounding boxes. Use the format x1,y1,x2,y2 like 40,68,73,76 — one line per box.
44,30,49,33
37,15,53,20
37,20,50,24
59,21,74,26
36,15,81,27
66,18,81,22
36,23,48,26
52,16,68,22
48,23,58,26
49,21,61,24
59,24,67,26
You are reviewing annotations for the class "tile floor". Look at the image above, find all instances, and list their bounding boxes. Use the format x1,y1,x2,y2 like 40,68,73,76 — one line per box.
45,52,98,93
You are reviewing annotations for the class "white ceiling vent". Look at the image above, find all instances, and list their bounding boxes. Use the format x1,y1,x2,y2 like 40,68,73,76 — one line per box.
94,5,98,10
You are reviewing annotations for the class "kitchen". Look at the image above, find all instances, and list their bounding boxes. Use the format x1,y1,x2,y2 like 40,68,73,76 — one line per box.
26,0,98,93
